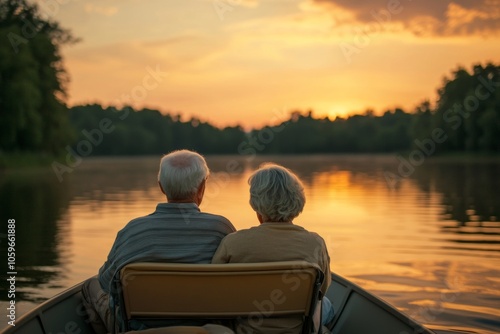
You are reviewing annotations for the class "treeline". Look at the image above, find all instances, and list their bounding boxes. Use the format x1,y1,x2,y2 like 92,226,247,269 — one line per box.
246,109,412,154
68,62,500,155
68,105,246,155
68,105,413,155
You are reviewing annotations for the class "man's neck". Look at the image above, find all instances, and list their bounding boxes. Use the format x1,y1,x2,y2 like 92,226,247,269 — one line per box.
167,199,196,204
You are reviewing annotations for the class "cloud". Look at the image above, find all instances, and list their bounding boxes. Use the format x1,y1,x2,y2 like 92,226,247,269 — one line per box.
84,3,119,17
312,0,500,36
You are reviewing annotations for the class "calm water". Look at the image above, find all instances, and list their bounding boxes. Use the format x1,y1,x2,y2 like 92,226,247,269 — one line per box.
1,155,499,333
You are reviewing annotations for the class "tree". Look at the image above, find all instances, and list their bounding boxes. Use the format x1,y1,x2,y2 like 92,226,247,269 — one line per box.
410,101,433,141
423,63,500,153
0,0,78,154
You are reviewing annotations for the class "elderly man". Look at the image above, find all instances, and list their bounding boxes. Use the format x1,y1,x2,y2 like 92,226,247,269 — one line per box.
83,150,236,333
212,163,333,334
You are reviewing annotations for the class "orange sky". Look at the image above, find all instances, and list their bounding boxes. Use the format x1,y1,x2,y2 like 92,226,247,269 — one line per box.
39,0,500,128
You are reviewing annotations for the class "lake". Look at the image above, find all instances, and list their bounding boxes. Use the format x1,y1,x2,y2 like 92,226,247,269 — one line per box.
0,154,499,333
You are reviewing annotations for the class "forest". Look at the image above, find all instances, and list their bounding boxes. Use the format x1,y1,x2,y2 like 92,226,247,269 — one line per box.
67,61,500,156
0,0,77,156
1,0,499,165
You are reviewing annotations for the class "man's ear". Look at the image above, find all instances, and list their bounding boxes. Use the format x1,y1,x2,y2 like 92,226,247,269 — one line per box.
196,179,206,205
158,181,166,195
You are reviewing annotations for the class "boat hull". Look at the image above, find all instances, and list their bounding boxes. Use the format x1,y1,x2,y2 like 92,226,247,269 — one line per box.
1,273,468,334
1,282,94,334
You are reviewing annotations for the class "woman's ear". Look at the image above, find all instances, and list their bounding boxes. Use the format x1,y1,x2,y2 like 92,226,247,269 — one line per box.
158,181,165,195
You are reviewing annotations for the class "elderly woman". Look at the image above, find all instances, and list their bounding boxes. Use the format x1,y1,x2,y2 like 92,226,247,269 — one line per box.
212,163,334,334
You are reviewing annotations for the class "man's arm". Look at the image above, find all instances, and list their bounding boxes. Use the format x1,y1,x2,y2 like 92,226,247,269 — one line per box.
97,231,123,293
97,260,115,293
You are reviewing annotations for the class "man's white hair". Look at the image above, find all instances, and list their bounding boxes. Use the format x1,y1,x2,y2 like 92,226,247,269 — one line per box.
158,150,209,200
248,163,305,222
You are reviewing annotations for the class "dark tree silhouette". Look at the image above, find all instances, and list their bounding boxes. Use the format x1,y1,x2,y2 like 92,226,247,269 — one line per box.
0,0,78,154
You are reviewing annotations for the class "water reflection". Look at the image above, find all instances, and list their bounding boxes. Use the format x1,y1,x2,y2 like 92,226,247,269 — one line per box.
410,159,500,256
0,169,71,302
413,160,500,222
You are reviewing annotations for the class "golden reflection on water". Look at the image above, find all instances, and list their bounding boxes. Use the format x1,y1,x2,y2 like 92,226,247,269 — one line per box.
0,155,499,333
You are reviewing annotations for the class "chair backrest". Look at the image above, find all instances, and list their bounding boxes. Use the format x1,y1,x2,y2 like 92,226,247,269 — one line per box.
116,261,324,333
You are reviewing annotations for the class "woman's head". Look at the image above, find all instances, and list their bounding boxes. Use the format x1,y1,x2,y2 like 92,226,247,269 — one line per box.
248,163,305,222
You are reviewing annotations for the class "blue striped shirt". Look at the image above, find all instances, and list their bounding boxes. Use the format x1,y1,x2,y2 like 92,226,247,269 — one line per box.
98,202,235,292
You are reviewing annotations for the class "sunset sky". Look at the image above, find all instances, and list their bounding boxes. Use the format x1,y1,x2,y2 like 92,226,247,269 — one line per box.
40,0,500,128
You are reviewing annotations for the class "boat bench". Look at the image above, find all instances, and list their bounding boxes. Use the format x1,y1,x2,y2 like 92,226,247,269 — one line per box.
113,261,326,334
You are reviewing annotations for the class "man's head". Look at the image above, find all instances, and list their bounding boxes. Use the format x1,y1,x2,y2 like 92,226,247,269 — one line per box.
158,150,210,204
248,163,305,223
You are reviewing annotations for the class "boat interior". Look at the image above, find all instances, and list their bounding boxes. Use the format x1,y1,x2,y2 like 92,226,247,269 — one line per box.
1,261,478,334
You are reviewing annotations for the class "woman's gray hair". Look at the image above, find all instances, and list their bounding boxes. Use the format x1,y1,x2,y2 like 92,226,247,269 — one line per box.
248,163,305,222
158,150,210,200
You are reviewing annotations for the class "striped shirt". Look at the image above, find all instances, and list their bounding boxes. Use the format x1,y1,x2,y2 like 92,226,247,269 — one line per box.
98,202,235,292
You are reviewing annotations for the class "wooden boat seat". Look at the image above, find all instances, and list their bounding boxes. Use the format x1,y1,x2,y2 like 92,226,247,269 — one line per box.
124,324,235,333
115,261,325,334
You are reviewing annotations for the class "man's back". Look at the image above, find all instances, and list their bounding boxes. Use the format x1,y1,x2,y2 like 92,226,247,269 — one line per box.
99,202,235,292
82,150,236,334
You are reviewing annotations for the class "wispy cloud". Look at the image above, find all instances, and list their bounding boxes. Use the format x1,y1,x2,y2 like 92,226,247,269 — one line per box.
84,3,119,17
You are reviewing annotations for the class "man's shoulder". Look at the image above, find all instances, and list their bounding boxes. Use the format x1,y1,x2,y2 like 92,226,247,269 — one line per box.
198,211,230,221
125,214,155,227
114,215,153,237
198,211,236,231
122,210,235,232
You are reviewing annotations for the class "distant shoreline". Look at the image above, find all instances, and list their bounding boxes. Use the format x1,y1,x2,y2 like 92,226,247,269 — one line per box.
2,151,499,171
